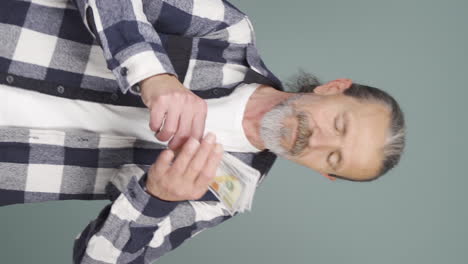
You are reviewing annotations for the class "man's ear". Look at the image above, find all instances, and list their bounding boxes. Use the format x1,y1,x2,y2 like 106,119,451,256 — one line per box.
321,172,337,181
313,78,353,95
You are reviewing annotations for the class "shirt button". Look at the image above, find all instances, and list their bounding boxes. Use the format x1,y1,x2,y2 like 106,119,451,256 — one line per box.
120,67,128,76
131,85,141,93
57,85,65,94
6,75,14,84
111,93,119,101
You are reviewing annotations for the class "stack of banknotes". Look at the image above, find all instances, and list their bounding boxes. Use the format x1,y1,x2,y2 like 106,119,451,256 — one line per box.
156,116,261,215
208,152,261,215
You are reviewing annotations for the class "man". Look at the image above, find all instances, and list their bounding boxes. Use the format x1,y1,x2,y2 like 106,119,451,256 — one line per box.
0,0,405,263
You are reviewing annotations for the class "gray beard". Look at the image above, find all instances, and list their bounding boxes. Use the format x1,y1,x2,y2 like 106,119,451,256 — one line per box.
259,94,313,160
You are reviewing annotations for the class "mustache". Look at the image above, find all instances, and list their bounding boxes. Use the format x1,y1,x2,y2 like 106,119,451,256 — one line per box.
290,111,312,156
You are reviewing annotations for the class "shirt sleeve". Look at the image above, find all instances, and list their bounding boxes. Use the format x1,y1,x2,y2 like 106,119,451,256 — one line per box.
71,0,252,95
73,164,234,264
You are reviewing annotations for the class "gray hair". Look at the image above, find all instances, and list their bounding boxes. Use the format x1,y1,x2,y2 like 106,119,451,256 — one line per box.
285,70,406,181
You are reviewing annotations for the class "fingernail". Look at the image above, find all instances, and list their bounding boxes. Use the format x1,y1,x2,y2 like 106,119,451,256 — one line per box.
214,143,223,154
205,132,216,144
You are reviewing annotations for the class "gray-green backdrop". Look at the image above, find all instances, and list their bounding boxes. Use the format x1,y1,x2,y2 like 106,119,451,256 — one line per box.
1,0,466,263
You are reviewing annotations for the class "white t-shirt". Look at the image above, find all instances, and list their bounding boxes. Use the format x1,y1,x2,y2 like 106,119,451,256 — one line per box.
0,83,262,153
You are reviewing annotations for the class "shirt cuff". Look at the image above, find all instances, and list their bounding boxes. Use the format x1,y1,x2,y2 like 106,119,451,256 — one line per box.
112,42,178,94
122,175,182,220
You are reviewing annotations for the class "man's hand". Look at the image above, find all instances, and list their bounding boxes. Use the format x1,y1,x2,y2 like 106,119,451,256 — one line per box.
146,133,223,201
140,74,207,151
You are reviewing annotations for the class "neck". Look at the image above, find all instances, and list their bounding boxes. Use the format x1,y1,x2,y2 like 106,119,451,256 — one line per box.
243,85,294,150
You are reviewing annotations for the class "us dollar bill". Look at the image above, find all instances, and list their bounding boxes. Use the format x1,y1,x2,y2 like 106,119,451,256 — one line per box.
208,152,261,215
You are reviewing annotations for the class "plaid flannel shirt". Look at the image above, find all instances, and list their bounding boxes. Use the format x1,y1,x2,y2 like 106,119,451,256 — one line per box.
0,127,277,263
0,0,282,263
0,0,282,107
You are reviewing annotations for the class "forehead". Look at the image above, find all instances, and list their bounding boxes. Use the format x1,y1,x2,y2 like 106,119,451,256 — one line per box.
342,99,391,180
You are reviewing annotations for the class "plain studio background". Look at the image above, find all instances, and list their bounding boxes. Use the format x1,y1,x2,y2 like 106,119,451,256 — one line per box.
1,0,466,263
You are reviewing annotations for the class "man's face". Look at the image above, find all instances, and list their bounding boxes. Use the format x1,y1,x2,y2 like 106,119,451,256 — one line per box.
259,81,391,181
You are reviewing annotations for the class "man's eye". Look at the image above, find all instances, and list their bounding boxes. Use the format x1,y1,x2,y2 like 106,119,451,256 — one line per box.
335,114,344,134
334,115,341,134
335,117,340,132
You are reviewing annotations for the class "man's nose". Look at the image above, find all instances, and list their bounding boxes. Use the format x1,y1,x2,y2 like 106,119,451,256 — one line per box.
309,128,341,150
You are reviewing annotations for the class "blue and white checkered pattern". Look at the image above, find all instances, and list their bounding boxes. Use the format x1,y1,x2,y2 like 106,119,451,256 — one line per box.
0,0,281,102
0,126,278,263
0,0,282,262
0,127,162,204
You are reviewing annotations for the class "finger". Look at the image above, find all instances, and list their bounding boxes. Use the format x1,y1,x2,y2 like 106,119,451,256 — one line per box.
152,148,175,176
149,102,168,133
169,137,200,178
168,110,192,150
191,104,207,143
194,143,223,189
156,105,181,142
184,132,216,182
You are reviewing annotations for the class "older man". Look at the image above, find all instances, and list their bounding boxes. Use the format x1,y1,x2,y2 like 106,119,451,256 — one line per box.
0,0,405,263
